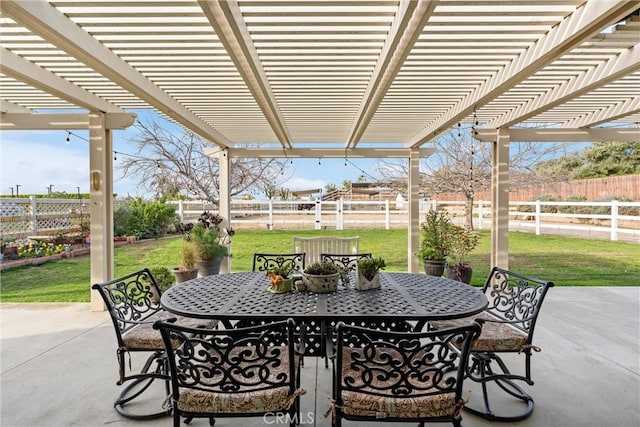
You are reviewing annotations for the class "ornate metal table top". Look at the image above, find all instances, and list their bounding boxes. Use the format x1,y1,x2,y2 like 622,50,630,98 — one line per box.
161,271,487,322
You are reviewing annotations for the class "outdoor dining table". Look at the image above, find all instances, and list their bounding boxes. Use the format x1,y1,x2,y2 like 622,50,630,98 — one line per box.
160,271,488,324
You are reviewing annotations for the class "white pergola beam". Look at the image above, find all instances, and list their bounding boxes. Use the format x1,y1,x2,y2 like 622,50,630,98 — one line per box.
198,0,292,147
486,43,640,128
0,99,32,114
345,0,437,148
1,0,232,148
560,96,640,128
210,147,435,159
475,128,639,142
0,47,123,113
0,113,136,130
408,0,638,147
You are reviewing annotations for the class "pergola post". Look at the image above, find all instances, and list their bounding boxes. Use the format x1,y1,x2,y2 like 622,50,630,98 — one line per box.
89,111,114,311
408,148,421,273
491,129,510,269
217,149,231,273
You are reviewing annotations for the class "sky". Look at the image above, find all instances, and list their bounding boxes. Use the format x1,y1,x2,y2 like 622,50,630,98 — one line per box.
0,109,382,198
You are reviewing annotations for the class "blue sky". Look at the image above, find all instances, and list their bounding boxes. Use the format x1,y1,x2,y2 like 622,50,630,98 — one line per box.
0,109,380,198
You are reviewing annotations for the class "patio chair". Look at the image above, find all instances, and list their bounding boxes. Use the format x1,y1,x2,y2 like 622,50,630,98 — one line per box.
429,266,555,421
327,321,481,427
252,252,306,273
320,252,371,272
92,268,217,420
153,318,306,427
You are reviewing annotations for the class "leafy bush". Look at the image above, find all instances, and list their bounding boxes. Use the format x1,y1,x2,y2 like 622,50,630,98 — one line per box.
126,198,178,239
150,266,175,291
113,202,132,237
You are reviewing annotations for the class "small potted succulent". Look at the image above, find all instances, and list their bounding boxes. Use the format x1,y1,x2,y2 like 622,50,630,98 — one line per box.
355,256,386,290
302,260,340,293
267,261,295,293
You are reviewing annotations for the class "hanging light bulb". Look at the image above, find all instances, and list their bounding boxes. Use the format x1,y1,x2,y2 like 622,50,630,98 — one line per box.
114,152,117,161
66,131,71,144
318,157,321,165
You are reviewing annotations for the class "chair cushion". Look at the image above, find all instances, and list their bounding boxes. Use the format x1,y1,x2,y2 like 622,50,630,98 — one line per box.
174,349,303,414
176,386,294,414
340,390,457,419
122,311,218,350
337,349,458,419
429,311,528,352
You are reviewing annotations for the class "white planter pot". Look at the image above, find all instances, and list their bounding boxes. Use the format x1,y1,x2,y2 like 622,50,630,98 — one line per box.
355,269,381,291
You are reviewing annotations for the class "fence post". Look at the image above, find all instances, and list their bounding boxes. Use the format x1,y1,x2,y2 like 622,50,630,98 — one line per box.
611,199,619,241
535,200,542,235
29,195,38,235
337,198,344,230
268,199,274,230
177,200,184,222
385,200,390,230
314,198,322,230
478,200,484,229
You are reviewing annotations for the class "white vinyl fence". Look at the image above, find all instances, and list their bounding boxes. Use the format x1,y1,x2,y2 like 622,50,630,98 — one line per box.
1,197,638,243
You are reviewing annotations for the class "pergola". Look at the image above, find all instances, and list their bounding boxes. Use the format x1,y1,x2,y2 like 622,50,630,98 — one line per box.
1,1,638,310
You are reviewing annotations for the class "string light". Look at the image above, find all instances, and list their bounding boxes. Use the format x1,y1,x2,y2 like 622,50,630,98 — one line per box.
318,157,321,165
65,131,71,144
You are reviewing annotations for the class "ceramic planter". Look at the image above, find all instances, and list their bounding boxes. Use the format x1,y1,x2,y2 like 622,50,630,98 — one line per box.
355,269,380,291
302,272,339,293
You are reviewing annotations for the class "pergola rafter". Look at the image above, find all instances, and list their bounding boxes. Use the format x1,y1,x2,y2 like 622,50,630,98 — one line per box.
0,0,638,310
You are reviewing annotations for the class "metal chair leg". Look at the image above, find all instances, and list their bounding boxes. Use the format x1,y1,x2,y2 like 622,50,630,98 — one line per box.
465,352,535,422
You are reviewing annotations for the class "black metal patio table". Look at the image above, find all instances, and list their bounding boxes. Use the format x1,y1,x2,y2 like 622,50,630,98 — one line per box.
161,271,488,359
160,271,487,323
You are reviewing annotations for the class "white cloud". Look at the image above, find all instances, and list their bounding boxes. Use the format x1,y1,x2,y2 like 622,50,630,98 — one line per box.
279,176,327,191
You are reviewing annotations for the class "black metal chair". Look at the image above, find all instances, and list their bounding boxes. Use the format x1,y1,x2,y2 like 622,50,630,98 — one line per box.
154,318,306,427
252,252,306,273
92,268,217,420
320,252,372,272
429,266,554,421
327,321,481,427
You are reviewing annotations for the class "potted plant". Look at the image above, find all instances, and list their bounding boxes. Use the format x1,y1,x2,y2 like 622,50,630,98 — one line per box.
416,210,453,276
302,260,340,293
355,256,386,290
446,225,479,284
191,212,229,277
171,239,199,284
267,261,295,293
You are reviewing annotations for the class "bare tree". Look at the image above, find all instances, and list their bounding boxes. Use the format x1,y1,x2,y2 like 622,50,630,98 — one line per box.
377,129,572,228
117,120,286,203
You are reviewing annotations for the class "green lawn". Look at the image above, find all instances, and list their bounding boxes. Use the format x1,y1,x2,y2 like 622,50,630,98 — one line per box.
1,229,638,303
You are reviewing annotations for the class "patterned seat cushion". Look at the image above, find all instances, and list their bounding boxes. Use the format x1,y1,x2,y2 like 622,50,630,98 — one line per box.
340,390,457,419
337,350,458,419
122,311,218,349
174,348,303,414
429,311,528,352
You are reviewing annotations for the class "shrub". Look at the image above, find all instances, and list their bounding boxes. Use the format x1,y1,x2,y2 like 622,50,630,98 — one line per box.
126,198,178,239
150,266,175,291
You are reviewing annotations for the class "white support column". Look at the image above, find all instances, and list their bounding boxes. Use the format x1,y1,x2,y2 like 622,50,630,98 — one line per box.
218,149,231,273
408,149,420,273
491,129,510,270
268,199,274,230
177,200,184,222
89,111,114,311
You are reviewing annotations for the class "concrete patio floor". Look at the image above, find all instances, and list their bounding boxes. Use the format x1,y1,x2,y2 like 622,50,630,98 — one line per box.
1,287,638,427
